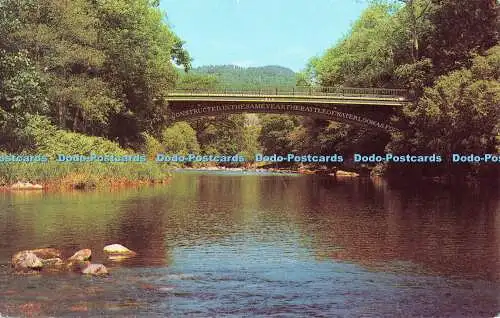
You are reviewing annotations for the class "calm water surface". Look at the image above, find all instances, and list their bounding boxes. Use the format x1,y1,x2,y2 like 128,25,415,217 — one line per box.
0,171,498,317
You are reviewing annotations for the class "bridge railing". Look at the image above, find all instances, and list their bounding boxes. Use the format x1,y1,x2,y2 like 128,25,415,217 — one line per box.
168,86,410,99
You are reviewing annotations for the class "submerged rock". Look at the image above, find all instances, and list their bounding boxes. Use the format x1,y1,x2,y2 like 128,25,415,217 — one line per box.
103,244,136,259
67,260,91,272
11,251,43,272
81,263,108,276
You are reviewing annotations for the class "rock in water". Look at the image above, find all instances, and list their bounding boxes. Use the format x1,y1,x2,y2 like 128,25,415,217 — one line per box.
11,251,43,272
66,249,92,271
68,249,92,262
30,248,62,259
81,264,108,276
103,244,136,257
67,260,91,272
41,257,65,272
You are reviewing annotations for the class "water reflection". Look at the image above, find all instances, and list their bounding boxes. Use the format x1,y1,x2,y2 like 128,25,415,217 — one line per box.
0,171,498,316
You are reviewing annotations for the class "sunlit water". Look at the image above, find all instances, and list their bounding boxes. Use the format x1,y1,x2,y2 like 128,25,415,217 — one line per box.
0,171,498,317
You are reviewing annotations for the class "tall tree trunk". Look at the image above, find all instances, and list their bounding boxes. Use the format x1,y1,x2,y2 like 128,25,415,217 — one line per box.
408,0,419,62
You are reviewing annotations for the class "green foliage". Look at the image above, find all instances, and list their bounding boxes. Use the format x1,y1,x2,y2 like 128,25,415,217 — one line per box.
48,75,122,135
0,50,48,151
392,0,435,63
288,119,390,161
0,115,167,187
94,0,190,144
239,118,262,162
388,46,500,176
0,160,168,187
258,115,300,155
23,115,128,159
298,0,499,178
161,122,200,155
394,58,433,97
312,2,402,87
192,115,247,155
176,73,220,90
189,65,296,89
140,132,164,160
471,45,500,82
426,0,499,76
0,0,191,149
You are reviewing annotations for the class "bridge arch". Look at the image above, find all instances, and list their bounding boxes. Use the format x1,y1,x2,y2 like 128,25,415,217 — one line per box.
166,87,410,132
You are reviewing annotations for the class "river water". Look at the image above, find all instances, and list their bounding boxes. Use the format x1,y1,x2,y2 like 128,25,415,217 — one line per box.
0,171,498,317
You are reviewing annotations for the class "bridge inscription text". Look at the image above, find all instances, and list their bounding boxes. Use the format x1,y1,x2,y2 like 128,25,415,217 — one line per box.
171,103,397,132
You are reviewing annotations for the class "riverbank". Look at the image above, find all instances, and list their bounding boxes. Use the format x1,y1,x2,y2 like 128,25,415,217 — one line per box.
177,165,361,177
0,162,170,191
0,161,362,193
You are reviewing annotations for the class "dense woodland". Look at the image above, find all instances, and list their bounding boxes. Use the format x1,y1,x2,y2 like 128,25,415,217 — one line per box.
0,0,499,182
188,65,296,89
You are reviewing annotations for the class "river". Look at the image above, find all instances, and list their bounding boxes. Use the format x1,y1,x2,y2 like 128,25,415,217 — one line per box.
0,171,498,317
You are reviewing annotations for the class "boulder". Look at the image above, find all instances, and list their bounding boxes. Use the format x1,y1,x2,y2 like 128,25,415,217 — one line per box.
103,244,136,258
30,248,62,259
11,251,43,272
66,249,92,271
68,249,91,262
81,263,108,276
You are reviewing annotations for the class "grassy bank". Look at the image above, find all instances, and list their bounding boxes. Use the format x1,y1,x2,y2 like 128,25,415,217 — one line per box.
0,161,170,190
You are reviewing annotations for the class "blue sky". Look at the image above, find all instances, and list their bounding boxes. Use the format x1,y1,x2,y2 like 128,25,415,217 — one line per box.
160,0,368,72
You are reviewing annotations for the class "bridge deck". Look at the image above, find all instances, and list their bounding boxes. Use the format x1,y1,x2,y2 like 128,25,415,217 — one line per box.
168,87,410,99
167,88,410,107
167,95,406,107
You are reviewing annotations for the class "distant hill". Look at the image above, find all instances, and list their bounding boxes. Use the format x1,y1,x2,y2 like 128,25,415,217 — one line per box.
189,65,296,89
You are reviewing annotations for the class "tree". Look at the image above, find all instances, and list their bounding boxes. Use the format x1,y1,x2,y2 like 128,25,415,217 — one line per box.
240,116,262,163
161,122,200,155
387,45,500,177
394,0,434,62
191,115,247,155
0,0,191,150
426,0,499,76
0,51,48,151
258,115,300,155
312,2,403,87
176,72,220,91
95,0,191,146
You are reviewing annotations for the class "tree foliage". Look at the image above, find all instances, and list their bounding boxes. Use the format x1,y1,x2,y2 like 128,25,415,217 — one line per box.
0,50,48,151
161,122,200,155
258,115,300,155
0,0,191,150
189,65,296,90
388,45,500,177
312,2,403,87
299,0,499,178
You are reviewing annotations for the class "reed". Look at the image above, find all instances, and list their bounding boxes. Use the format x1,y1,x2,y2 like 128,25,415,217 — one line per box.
0,161,170,190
